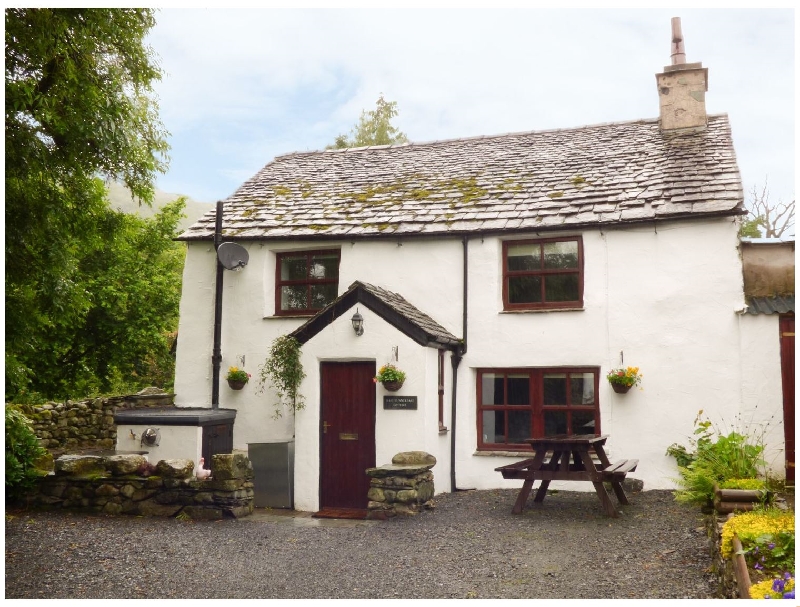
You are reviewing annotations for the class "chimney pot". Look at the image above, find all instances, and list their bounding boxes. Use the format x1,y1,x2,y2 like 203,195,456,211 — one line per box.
671,17,686,65
656,17,708,130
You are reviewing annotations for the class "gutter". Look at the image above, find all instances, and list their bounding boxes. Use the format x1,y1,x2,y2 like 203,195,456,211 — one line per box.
450,235,469,492
211,200,224,409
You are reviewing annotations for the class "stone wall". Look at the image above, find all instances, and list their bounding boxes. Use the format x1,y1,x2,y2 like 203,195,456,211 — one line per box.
707,513,740,598
13,388,175,453
31,451,253,520
366,451,435,519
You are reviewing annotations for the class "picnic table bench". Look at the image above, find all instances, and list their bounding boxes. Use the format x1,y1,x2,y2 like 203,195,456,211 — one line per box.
494,434,638,517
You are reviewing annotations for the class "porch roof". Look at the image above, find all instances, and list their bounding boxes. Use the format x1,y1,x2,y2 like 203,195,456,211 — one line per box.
289,281,461,349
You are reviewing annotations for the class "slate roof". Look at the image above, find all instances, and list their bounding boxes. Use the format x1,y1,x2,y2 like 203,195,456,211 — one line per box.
290,281,460,349
745,295,795,316
179,114,744,241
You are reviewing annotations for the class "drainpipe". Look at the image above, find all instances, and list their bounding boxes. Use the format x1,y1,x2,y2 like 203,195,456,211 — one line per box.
450,235,469,491
211,200,224,409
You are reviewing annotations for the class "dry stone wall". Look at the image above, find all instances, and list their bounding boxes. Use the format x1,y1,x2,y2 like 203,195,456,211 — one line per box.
32,451,254,520
14,389,175,453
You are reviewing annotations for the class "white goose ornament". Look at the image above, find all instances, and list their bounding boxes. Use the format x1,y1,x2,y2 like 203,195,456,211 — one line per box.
195,457,211,480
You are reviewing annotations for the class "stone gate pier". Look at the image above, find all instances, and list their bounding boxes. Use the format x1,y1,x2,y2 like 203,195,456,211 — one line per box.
365,451,435,519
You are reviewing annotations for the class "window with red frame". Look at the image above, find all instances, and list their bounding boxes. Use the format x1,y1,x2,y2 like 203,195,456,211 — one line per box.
503,237,583,310
275,250,340,315
477,368,600,450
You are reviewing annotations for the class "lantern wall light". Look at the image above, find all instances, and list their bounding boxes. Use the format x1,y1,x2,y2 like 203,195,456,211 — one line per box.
351,308,364,336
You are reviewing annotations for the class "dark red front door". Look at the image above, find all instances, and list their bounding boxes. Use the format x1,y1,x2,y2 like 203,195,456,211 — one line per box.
320,361,376,510
779,315,794,486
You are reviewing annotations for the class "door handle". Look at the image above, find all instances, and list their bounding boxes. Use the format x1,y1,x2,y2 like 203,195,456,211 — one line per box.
323,421,331,434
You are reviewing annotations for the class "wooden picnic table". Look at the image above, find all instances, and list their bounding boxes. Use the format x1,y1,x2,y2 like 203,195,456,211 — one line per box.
494,434,638,518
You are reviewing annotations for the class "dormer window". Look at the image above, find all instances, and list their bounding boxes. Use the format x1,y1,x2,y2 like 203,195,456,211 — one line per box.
275,250,340,315
502,237,583,311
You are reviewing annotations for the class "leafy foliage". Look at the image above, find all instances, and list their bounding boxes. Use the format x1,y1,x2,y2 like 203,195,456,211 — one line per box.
258,336,306,418
329,94,409,149
721,510,795,577
720,478,767,491
606,366,642,387
5,9,177,402
226,367,250,383
750,574,795,600
5,406,47,500
374,364,406,383
667,411,766,504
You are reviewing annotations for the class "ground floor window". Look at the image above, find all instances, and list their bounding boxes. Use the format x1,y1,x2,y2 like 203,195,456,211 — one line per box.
477,367,600,450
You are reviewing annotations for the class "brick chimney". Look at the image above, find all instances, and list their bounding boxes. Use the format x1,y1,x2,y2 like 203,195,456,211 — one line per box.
656,17,709,130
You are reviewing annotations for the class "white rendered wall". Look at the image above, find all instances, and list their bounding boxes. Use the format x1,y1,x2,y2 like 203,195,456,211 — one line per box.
115,425,202,466
737,313,786,477
456,219,748,492
291,307,451,512
174,216,777,506
174,238,464,450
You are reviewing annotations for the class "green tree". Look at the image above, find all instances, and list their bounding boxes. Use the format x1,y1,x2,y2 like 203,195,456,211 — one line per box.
329,94,409,149
5,8,174,401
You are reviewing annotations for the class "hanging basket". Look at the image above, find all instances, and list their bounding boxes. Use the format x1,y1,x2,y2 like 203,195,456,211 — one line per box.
611,383,632,394
227,379,248,391
382,379,404,392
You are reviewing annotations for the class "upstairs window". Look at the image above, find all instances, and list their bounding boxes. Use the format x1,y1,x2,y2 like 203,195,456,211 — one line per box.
275,250,340,315
503,237,583,310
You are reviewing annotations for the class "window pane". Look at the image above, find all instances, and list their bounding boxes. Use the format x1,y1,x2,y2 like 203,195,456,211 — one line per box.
281,285,307,310
508,276,541,304
570,373,595,405
543,374,566,406
508,410,532,443
310,283,337,309
482,410,505,444
544,274,579,302
507,244,541,270
507,374,530,405
310,253,339,280
280,255,307,280
481,373,504,405
544,411,567,436
571,410,596,435
543,241,578,269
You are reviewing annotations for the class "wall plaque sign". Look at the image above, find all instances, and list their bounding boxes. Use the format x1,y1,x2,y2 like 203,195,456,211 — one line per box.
383,396,418,410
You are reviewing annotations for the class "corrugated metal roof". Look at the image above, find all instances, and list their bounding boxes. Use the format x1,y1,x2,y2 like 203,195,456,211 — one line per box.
178,114,744,241
745,295,795,315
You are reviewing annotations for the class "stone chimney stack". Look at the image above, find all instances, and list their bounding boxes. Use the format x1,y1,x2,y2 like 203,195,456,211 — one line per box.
656,17,709,130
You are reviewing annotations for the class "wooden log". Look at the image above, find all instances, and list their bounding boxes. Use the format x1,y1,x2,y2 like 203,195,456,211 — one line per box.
715,488,766,502
714,499,757,514
732,535,752,599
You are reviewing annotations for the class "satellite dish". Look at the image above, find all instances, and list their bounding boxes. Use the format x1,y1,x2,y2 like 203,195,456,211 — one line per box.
217,242,249,271
141,427,161,447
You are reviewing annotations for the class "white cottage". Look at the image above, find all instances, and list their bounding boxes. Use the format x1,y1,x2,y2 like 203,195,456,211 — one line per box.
171,25,791,514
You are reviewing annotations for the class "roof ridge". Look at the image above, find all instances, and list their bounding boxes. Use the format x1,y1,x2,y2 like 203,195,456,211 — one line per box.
271,114,730,161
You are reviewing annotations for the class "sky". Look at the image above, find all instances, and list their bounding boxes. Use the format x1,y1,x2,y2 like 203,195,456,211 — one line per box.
147,8,795,216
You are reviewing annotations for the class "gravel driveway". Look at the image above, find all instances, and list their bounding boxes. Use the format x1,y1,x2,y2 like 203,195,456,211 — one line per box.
5,488,717,599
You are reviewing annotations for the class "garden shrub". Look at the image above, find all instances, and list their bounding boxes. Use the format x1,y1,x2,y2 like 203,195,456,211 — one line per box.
749,574,795,599
667,411,766,504
721,510,794,572
5,405,47,501
720,478,766,491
